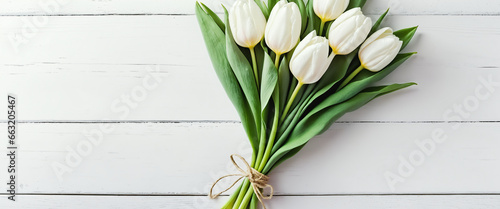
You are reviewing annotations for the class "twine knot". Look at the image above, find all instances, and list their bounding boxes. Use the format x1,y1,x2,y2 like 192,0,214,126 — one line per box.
209,154,274,209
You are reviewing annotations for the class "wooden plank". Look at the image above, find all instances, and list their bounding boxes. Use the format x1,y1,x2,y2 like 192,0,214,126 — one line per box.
1,195,499,209
1,15,499,121
0,0,498,15
0,122,498,194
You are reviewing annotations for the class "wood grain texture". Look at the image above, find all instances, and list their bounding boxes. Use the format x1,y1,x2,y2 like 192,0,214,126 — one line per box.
1,195,500,209
1,16,499,121
0,0,499,15
0,122,498,195
1,0,499,208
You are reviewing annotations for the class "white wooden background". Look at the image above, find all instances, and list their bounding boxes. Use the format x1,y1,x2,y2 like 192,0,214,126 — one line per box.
1,0,500,208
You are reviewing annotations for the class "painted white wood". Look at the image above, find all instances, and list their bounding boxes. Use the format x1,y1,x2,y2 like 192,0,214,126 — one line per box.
0,0,499,15
0,122,498,194
1,195,499,209
1,15,499,121
1,0,499,207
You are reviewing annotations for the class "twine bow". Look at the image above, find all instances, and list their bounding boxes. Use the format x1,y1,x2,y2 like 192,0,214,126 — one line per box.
209,154,274,209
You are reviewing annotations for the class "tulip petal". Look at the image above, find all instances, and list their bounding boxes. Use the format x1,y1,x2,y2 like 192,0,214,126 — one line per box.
290,31,331,84
359,27,405,71
230,0,267,48
329,7,372,55
266,0,302,54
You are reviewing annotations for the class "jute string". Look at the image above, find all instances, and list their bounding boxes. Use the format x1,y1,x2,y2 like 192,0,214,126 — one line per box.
209,154,274,209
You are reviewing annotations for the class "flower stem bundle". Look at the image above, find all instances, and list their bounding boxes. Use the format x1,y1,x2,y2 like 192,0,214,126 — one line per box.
195,0,418,208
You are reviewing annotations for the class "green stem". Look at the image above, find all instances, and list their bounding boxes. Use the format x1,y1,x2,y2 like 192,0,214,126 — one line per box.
249,193,259,209
230,146,257,209
274,53,282,69
249,194,258,209
280,81,303,124
221,184,243,209
237,52,284,209
249,47,260,88
250,151,256,168
319,20,326,36
338,65,364,90
235,51,282,209
271,84,315,155
254,53,281,171
254,116,267,172
258,52,282,172
258,95,279,172
232,180,250,209
239,186,255,209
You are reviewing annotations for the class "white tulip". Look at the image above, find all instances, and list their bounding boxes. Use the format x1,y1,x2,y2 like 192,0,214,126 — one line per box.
281,31,335,122
313,0,349,22
265,0,302,55
328,7,372,55
290,31,335,84
359,27,403,72
229,0,267,48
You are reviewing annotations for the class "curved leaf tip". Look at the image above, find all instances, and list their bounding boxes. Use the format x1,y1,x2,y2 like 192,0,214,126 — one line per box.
395,26,418,50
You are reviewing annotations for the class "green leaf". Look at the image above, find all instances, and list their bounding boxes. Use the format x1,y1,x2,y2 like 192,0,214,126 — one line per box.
304,82,417,136
288,75,298,99
347,0,367,9
278,56,291,114
370,8,389,34
271,52,415,162
199,2,225,32
261,51,278,111
310,53,358,102
272,30,416,157
324,20,334,37
253,43,268,81
268,0,279,11
224,7,262,132
195,3,258,152
288,83,307,115
310,53,416,116
264,143,306,174
273,53,357,152
394,26,418,50
303,0,321,38
292,83,315,113
263,82,416,173
254,0,270,19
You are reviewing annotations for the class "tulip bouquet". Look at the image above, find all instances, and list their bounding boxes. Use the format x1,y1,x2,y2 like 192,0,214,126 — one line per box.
195,0,417,208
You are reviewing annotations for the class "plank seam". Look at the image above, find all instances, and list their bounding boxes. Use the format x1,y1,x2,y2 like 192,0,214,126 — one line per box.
1,120,499,124
1,193,500,197
0,13,498,17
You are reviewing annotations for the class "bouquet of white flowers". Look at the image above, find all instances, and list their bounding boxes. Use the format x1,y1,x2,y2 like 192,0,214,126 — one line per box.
195,0,418,208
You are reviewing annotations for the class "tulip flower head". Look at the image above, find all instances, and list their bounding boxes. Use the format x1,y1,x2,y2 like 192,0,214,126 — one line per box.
229,0,267,48
281,31,335,123
359,27,403,72
290,31,335,84
328,7,372,55
338,28,403,89
265,0,302,55
313,0,349,22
